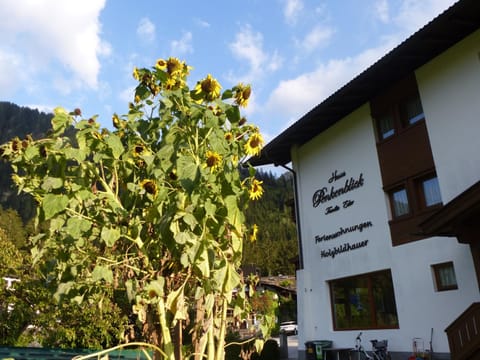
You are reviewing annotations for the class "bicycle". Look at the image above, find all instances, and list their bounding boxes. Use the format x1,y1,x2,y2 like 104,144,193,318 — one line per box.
351,332,391,360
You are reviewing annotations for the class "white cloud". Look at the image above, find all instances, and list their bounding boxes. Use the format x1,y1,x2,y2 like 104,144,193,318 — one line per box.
228,25,283,83
137,17,156,43
119,85,136,104
394,0,457,34
171,32,193,55
283,0,304,25
299,25,334,52
0,50,24,97
195,18,211,28
26,104,55,114
0,0,106,93
374,0,390,23
265,42,394,127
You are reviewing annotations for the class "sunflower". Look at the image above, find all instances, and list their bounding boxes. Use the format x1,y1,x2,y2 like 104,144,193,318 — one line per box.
244,132,264,156
132,143,148,157
140,179,158,197
224,132,233,141
166,57,184,76
205,150,222,171
234,83,252,107
250,224,259,242
249,179,264,200
155,59,167,71
194,74,221,102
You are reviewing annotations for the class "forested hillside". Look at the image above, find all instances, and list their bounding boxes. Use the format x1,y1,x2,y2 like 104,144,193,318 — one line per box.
242,169,298,276
0,102,52,221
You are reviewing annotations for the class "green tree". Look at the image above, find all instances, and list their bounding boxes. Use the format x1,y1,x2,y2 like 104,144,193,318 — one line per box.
243,172,298,276
1,57,268,360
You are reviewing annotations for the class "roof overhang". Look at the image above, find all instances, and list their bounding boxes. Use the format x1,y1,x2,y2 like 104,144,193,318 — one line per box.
249,0,480,167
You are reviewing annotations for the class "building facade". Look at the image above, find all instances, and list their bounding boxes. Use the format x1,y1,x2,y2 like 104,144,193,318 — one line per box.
251,1,480,359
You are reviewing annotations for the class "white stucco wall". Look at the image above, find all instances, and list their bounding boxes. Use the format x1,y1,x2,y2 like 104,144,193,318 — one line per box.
416,29,480,202
292,70,479,355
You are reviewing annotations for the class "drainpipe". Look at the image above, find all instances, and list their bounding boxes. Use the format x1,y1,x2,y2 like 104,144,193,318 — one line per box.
277,163,304,270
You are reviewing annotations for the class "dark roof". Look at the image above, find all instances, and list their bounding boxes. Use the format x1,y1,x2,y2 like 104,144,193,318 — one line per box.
250,0,480,166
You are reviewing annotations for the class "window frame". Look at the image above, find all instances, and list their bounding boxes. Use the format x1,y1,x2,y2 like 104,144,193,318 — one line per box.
329,269,399,331
373,92,425,144
389,186,411,219
387,172,442,221
418,175,442,208
432,261,458,291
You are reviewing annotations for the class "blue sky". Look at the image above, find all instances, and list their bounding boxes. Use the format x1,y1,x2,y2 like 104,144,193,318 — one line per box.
0,0,456,156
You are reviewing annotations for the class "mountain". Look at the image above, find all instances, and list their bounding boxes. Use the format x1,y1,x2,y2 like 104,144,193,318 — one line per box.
0,102,53,221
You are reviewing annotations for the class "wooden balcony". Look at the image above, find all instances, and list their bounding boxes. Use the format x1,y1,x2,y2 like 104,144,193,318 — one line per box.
445,302,480,360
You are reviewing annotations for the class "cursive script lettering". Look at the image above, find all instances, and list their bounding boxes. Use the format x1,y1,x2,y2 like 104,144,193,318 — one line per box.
325,205,340,215
320,240,369,259
328,170,346,183
343,199,354,208
312,173,364,208
315,221,373,243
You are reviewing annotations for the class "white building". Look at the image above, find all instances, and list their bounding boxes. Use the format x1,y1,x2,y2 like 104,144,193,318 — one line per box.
251,1,480,359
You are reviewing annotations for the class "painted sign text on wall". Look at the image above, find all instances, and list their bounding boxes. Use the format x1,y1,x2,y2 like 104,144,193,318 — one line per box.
312,171,364,208
320,240,369,259
312,169,372,260
315,221,373,243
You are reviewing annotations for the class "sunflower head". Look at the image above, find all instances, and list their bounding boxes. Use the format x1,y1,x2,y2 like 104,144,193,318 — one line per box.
133,143,148,157
205,150,222,171
249,179,264,200
155,59,167,71
166,57,184,77
140,179,158,197
234,83,252,107
224,132,233,142
244,132,264,156
194,74,222,102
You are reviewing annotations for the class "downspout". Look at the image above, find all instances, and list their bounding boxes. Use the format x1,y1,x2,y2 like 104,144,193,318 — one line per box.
277,163,304,270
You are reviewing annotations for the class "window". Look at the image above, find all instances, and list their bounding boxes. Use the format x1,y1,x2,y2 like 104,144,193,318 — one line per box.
375,93,425,141
377,114,395,140
421,176,442,207
400,95,425,126
388,173,442,220
390,188,410,217
432,262,458,291
329,270,399,330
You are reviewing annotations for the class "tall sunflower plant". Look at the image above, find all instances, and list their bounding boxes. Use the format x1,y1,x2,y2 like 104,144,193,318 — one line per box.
0,57,266,360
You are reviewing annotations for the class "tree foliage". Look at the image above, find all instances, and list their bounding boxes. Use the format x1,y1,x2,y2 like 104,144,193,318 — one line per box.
0,102,52,222
1,58,268,360
242,171,298,276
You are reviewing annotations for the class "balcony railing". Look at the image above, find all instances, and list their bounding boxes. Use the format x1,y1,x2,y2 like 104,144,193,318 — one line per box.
445,302,480,360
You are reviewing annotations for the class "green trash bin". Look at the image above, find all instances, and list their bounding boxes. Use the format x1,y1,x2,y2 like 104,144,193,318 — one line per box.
305,340,332,360
305,341,316,360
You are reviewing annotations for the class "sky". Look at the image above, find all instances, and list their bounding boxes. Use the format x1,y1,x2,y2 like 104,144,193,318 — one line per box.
0,0,458,171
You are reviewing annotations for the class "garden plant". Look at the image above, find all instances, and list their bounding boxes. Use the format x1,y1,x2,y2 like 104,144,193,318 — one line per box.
0,57,269,360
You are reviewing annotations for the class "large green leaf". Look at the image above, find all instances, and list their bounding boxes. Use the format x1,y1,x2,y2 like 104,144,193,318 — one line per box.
101,227,121,247
91,264,113,283
105,134,124,159
51,108,71,136
66,217,92,239
41,177,64,191
42,194,69,220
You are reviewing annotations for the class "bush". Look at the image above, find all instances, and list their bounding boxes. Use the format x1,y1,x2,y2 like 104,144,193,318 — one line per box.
259,339,280,360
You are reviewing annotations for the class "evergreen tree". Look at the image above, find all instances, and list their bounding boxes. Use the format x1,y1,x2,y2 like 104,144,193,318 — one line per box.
0,102,52,221
242,170,298,276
